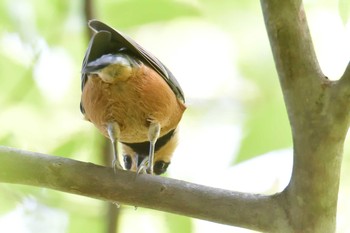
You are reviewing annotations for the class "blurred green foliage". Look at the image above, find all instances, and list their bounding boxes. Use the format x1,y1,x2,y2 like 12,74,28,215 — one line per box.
1,0,350,233
98,0,201,29
339,0,350,24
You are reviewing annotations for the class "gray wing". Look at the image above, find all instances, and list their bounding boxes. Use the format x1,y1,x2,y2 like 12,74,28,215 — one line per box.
86,19,185,103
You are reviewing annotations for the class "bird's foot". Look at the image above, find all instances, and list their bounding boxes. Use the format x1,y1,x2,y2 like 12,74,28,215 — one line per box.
112,158,123,175
137,157,152,175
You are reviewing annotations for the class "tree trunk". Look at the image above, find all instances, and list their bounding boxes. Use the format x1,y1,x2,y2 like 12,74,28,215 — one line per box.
261,0,350,232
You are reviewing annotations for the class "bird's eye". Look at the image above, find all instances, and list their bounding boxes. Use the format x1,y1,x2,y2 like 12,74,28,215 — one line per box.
153,161,170,175
123,155,132,170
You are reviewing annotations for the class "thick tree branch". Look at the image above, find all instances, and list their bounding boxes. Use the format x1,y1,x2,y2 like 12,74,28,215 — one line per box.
340,61,350,83
261,0,349,232
333,62,350,125
0,146,288,232
260,0,323,88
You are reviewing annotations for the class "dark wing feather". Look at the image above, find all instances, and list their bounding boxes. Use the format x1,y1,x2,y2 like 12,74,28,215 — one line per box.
86,19,185,103
81,30,112,90
80,30,115,113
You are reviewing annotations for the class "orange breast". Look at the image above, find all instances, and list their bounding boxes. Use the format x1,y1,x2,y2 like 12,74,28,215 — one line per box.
81,64,186,143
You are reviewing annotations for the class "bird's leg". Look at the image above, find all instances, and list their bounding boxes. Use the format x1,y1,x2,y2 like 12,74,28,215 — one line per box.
107,123,122,174
147,122,160,175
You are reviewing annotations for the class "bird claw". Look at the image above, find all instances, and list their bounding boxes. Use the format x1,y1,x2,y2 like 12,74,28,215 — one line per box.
136,157,153,175
112,158,123,175
136,157,148,175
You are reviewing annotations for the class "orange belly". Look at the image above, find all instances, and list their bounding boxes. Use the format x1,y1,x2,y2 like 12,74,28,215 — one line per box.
81,64,186,143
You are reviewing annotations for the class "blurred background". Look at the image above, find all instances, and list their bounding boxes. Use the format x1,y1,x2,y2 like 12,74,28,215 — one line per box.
0,0,350,232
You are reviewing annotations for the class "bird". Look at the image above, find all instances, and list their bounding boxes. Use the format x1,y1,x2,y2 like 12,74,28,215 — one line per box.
80,20,186,175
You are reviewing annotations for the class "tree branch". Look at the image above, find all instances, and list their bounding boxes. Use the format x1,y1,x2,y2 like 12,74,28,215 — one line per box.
340,61,350,83
260,0,323,90
0,146,288,232
261,0,349,232
332,62,350,125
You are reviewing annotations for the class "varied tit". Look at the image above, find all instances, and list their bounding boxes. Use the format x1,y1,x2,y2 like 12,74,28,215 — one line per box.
80,20,186,175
